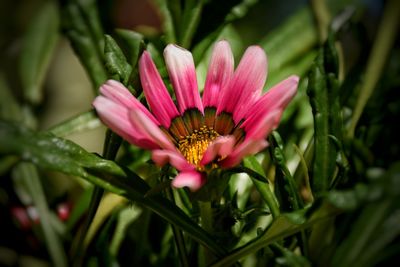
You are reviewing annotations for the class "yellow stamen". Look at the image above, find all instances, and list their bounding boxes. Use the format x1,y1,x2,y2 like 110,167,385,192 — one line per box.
178,126,219,167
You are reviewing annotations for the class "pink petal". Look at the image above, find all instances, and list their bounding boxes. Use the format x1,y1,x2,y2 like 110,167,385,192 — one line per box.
217,46,267,123
202,40,234,108
171,171,206,191
241,75,299,135
129,109,175,151
164,44,203,113
93,96,159,149
139,52,180,128
244,110,282,142
152,150,195,171
220,110,282,168
200,135,235,166
220,139,269,168
99,80,159,125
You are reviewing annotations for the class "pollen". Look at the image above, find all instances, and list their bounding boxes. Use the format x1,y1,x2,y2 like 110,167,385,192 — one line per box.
178,126,219,167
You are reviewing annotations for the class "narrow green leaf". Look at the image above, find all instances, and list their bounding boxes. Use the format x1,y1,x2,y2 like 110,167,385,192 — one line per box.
13,163,68,267
154,0,177,43
19,1,59,104
75,0,104,43
270,132,304,211
243,157,280,218
179,0,205,48
306,53,335,196
306,33,343,196
61,0,107,90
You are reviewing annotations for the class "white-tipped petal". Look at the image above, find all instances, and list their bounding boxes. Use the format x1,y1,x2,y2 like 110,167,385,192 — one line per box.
164,44,203,113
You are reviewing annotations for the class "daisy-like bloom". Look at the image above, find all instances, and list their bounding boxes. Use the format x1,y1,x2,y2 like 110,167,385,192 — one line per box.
93,40,299,191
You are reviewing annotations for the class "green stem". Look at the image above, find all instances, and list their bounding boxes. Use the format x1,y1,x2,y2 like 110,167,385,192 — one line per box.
347,0,400,138
199,201,214,267
165,184,189,267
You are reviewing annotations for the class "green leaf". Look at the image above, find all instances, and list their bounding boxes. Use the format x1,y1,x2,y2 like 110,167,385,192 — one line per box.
306,36,343,196
270,132,304,211
243,157,280,218
153,0,177,43
114,29,145,93
12,163,68,267
49,110,100,137
104,35,133,84
179,0,205,48
114,29,144,68
61,0,107,90
19,1,59,104
0,121,227,257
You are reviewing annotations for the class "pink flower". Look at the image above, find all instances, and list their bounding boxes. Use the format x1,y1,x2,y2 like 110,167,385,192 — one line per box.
93,41,299,191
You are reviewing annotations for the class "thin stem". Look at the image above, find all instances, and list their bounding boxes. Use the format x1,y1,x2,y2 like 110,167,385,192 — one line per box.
165,186,189,267
198,201,214,267
348,0,400,138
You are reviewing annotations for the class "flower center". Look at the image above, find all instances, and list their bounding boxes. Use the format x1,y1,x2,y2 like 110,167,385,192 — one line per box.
178,126,219,167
